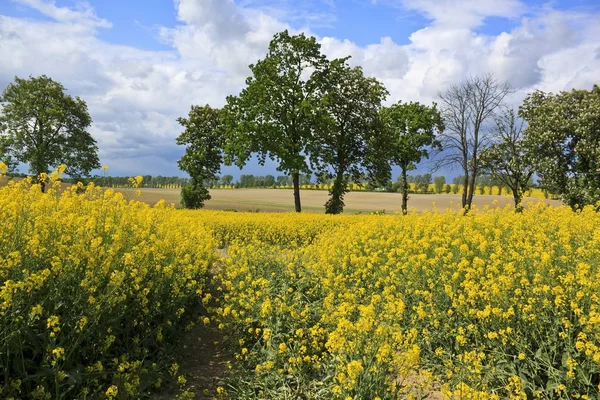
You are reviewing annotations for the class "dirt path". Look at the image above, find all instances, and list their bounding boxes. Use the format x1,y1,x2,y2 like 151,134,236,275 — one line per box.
150,322,229,399
153,254,231,399
179,323,230,399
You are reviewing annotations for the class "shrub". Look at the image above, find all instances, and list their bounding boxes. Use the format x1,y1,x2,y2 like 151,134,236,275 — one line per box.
181,180,210,209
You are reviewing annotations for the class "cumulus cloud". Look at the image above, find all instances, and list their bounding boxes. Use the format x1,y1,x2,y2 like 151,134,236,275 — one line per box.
0,0,598,176
399,0,524,28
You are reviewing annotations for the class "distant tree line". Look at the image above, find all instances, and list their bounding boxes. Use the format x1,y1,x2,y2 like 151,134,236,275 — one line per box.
90,175,190,188
47,171,522,194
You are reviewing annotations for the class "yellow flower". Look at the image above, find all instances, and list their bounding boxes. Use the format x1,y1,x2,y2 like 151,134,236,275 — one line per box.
51,347,65,366
47,316,59,329
346,360,364,382
105,385,118,398
30,304,43,319
77,316,88,332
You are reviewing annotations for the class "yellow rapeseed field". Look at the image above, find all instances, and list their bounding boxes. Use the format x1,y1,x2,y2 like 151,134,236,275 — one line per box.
1,164,599,399
0,166,215,399
213,205,600,399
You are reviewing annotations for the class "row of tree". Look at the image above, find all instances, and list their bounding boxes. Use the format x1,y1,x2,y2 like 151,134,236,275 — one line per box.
177,30,445,214
91,171,525,195
177,30,599,213
0,33,597,213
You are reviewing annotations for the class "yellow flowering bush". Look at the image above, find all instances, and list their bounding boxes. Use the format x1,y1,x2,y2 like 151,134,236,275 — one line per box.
0,172,215,398
214,204,600,398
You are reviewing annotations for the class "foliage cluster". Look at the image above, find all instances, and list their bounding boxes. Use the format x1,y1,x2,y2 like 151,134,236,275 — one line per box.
176,105,224,209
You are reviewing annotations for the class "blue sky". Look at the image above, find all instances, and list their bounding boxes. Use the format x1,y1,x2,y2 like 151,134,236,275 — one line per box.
3,1,598,49
0,0,599,179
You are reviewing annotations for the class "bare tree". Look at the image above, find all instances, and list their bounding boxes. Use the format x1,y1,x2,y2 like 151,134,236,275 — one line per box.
481,108,535,210
434,74,513,210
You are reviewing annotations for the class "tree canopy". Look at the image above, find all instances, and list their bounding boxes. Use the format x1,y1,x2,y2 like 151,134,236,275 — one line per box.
223,30,327,212
379,101,443,214
176,104,224,208
0,75,99,190
436,74,512,210
480,108,535,210
520,85,600,209
310,57,388,214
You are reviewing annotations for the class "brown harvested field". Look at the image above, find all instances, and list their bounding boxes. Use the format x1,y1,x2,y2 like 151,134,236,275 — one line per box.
119,187,561,213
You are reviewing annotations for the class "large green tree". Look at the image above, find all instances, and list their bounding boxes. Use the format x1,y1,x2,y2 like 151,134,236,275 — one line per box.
176,104,224,209
480,108,535,210
0,75,99,190
379,101,443,214
223,30,327,212
310,58,388,214
520,85,600,209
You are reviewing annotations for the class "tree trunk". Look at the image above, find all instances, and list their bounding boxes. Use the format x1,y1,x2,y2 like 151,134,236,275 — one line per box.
466,173,476,210
292,171,301,213
326,169,346,214
513,191,521,209
512,185,523,212
401,167,409,215
40,179,46,193
461,173,469,209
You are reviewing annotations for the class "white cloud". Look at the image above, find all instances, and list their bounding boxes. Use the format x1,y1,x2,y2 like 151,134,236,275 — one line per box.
12,0,111,28
399,0,524,28
175,0,249,38
0,0,598,176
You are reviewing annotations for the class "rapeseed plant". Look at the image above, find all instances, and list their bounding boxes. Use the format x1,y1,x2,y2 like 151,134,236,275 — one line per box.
0,167,214,398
